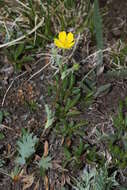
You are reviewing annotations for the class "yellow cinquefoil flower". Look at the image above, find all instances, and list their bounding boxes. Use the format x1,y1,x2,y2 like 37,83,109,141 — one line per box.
54,31,75,49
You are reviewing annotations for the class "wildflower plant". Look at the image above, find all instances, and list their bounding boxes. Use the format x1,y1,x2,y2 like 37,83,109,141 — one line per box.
16,130,38,165
44,31,79,136
51,31,76,79
48,31,87,141
37,156,52,177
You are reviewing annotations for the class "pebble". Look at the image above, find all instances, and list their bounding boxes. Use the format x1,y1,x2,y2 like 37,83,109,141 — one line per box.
1,65,14,77
112,29,121,37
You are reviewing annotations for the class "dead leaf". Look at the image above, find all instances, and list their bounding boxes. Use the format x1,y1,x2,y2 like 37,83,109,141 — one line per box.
13,169,24,183
13,175,20,183
34,154,41,161
22,174,34,190
44,175,49,190
61,173,66,186
65,175,71,185
7,144,11,155
50,182,55,190
66,138,71,147
61,137,64,145
24,64,32,72
45,51,50,65
17,89,24,103
34,180,39,190
0,124,14,131
43,140,49,157
27,83,34,99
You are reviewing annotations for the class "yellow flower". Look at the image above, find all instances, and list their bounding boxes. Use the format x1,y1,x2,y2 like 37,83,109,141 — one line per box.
54,31,75,49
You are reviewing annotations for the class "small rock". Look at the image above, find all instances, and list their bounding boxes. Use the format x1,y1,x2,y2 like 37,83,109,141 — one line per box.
1,65,14,77
112,29,121,37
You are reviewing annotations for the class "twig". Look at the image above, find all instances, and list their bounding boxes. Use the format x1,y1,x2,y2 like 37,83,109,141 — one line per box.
0,124,14,131
34,15,38,45
1,71,27,107
0,19,44,49
27,62,51,81
81,48,111,63
80,66,96,85
15,0,30,10
0,169,11,178
37,53,62,58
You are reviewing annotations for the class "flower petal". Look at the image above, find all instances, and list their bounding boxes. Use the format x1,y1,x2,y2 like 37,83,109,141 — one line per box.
67,41,75,48
59,31,66,43
54,38,64,48
67,32,74,43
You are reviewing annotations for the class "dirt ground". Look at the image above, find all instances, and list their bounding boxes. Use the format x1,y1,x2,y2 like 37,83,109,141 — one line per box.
1,0,127,189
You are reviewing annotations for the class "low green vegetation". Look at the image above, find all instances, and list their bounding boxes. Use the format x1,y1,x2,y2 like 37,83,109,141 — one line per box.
1,0,127,189
74,165,119,190
16,130,38,165
104,99,127,169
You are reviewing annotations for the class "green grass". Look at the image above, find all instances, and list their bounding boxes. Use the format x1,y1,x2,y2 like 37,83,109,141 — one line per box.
0,0,91,70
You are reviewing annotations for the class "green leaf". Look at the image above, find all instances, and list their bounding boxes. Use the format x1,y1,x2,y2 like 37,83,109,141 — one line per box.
0,111,3,124
16,131,38,165
93,0,104,74
14,44,24,61
61,69,71,80
93,0,103,50
74,165,119,190
72,87,80,95
68,73,75,90
3,111,9,117
94,83,111,98
66,93,80,112
38,156,52,170
21,56,34,63
119,188,127,190
65,98,71,112
75,121,88,129
38,156,52,176
45,104,54,129
61,187,66,190
11,166,21,179
66,110,81,116
64,0,76,9
64,147,72,160
74,139,84,158
105,69,127,79
0,132,5,140
0,159,5,168
125,116,127,127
